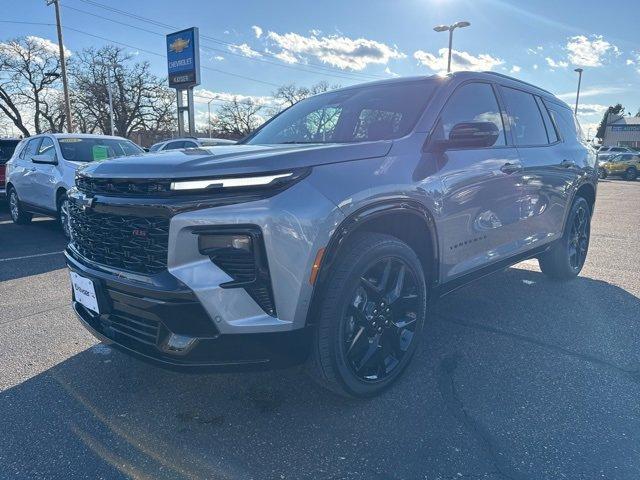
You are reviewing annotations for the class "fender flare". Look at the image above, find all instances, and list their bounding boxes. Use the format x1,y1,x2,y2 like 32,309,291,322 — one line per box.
306,198,440,325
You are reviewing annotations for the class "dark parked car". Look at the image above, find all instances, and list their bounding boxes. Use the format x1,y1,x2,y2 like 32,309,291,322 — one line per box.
65,72,597,397
0,138,21,197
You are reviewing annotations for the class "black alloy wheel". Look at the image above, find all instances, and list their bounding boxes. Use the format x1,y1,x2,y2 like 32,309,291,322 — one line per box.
567,201,590,272
342,257,420,382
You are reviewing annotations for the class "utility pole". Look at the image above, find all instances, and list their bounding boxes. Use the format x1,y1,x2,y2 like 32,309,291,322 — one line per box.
46,0,73,133
574,68,583,115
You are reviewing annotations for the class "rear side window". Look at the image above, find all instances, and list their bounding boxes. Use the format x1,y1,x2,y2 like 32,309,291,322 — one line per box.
501,87,548,146
433,82,506,147
545,101,581,144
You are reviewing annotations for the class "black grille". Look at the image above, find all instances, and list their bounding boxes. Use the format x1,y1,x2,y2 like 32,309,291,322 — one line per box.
76,175,172,196
103,314,160,346
69,202,169,274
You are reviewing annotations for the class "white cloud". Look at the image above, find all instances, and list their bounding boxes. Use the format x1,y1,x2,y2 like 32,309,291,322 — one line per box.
413,48,503,74
566,35,618,67
576,103,608,116
626,59,635,65
557,86,628,100
252,26,263,39
384,66,400,77
265,31,405,71
510,65,521,74
193,88,275,107
533,64,539,70
228,43,262,58
266,48,298,64
545,57,569,69
527,46,543,55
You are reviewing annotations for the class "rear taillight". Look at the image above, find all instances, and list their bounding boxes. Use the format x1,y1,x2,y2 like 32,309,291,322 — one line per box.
0,165,6,186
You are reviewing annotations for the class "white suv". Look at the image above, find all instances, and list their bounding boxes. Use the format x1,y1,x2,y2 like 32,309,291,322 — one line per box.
597,146,636,161
6,134,143,237
148,137,236,152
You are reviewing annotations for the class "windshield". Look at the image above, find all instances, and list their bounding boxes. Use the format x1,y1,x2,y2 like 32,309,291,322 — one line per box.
244,81,437,145
58,137,144,162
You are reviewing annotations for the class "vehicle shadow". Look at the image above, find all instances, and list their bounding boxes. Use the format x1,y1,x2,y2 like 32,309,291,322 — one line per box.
2,266,640,479
0,204,68,282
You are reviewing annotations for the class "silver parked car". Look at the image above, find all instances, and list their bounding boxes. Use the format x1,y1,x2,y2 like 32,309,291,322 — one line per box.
66,72,597,397
148,137,236,152
597,145,635,162
5,134,144,237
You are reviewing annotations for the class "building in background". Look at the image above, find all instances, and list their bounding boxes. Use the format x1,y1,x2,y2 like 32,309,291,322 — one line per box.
602,114,640,148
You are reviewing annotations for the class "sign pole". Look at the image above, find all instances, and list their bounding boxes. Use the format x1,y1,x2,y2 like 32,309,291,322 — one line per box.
187,88,196,135
176,89,185,137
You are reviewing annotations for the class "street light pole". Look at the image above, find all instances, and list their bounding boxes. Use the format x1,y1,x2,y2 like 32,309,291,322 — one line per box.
434,21,471,73
46,0,73,133
574,68,583,115
207,98,215,138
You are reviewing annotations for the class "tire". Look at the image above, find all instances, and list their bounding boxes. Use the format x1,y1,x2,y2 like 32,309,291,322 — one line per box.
307,233,427,398
624,167,637,181
7,187,33,225
538,196,591,280
598,168,607,180
57,192,71,239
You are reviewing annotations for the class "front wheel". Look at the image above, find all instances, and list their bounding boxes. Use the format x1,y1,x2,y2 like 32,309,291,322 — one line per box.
57,193,71,239
598,168,607,179
538,196,591,280
624,167,637,181
8,188,33,225
307,233,427,398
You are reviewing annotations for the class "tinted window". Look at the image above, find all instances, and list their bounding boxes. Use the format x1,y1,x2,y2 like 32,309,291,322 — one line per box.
502,87,548,145
22,139,41,160
433,82,506,146
58,137,143,162
545,102,580,144
0,140,20,164
164,141,185,150
245,81,437,144
183,141,198,148
148,143,163,152
37,137,56,160
535,97,559,143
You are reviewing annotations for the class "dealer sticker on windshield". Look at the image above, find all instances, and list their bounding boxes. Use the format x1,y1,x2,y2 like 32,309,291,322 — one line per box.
70,271,100,314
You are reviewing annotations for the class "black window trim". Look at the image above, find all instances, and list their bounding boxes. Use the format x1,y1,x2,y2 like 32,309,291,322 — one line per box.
534,95,561,147
498,84,554,149
426,79,513,152
21,137,43,161
543,98,577,145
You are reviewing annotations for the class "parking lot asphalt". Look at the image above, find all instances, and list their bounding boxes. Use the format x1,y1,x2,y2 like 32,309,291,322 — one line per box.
1,179,639,480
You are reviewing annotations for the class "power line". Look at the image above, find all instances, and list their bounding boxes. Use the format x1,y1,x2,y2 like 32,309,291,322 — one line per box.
73,0,388,81
61,4,376,84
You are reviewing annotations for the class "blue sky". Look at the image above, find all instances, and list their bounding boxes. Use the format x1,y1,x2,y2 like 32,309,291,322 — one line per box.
5,0,640,135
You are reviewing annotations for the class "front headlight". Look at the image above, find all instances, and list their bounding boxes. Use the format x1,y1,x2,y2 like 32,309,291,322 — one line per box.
170,171,301,191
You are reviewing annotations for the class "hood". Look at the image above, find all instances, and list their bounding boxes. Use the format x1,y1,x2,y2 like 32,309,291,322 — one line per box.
78,142,392,179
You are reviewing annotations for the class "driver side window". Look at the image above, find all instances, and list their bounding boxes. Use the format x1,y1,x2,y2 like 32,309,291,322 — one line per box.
434,83,506,146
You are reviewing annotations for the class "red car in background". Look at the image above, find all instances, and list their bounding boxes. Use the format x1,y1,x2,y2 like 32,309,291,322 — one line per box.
0,139,22,198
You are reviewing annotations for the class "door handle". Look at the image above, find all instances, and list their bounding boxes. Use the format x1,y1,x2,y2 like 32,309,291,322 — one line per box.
561,159,576,168
500,162,522,174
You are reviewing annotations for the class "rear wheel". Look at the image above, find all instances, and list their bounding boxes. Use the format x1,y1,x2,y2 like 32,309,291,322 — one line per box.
624,167,637,181
598,168,607,179
7,187,33,225
538,196,591,280
307,233,427,398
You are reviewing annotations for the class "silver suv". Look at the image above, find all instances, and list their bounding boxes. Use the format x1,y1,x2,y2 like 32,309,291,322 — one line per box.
65,72,597,397
6,134,144,237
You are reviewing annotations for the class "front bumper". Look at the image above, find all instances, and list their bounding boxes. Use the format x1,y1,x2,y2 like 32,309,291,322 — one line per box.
66,251,312,371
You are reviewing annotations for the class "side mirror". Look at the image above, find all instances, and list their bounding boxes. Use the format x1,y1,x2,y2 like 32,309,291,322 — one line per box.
31,154,58,165
437,121,500,150
143,148,150,152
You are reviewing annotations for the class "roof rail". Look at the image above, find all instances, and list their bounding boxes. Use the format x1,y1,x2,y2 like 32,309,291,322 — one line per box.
481,71,555,96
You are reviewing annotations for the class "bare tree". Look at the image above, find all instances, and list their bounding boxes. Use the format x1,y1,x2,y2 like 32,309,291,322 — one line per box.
215,97,265,137
70,45,175,137
0,36,64,136
272,81,339,108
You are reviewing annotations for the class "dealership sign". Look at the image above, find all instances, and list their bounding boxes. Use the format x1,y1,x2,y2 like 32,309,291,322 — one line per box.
611,125,640,132
166,27,200,89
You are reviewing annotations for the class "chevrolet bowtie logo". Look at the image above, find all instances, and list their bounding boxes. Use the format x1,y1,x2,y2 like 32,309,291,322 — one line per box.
169,37,190,54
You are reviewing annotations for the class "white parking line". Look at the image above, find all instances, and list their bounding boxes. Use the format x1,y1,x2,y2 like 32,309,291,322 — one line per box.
0,251,63,262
